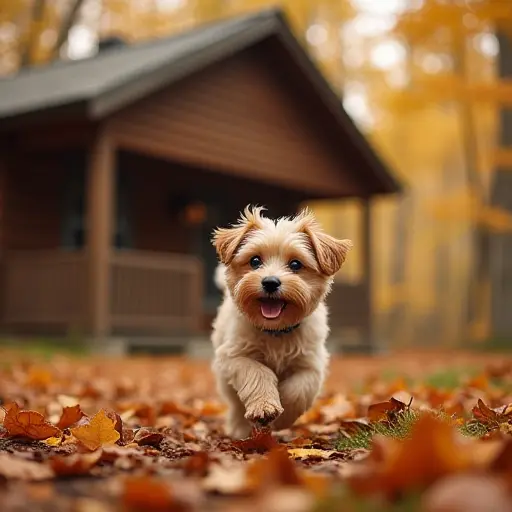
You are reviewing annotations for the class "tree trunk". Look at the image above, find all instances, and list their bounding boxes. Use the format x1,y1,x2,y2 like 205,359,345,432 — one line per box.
489,33,512,339
20,0,46,68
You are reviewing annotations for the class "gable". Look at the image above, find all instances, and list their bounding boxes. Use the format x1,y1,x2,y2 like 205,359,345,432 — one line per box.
110,46,364,198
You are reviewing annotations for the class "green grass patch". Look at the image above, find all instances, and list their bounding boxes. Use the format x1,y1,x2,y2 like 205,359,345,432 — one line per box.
336,408,489,452
0,335,90,361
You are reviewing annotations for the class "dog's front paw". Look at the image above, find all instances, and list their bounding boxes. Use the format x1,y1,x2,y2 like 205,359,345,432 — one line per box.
245,399,283,426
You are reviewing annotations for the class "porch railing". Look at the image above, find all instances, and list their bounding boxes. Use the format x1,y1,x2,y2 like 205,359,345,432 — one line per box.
1,250,87,327
109,250,203,335
1,250,203,336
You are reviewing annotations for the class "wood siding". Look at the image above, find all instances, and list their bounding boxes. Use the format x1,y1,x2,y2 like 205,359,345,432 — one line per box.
111,48,363,199
3,152,65,250
1,250,87,329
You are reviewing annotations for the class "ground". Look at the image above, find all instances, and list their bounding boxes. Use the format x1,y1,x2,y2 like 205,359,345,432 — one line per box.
0,347,511,511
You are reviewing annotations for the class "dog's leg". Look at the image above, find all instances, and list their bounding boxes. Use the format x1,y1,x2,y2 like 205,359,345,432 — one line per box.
217,378,252,439
273,369,322,431
213,355,283,428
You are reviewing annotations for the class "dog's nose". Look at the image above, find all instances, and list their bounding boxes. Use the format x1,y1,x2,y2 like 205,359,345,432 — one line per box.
261,276,281,293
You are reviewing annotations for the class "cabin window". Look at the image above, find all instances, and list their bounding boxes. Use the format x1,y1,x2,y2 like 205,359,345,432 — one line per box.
61,151,133,250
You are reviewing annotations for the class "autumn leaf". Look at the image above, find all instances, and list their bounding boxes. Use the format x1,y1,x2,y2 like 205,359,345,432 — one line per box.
50,450,102,476
232,427,279,454
133,427,163,447
348,412,472,498
367,397,409,422
0,453,54,481
70,409,120,451
287,448,337,461
182,451,210,476
56,404,85,430
3,402,61,440
471,399,512,431
122,476,176,511
43,435,64,447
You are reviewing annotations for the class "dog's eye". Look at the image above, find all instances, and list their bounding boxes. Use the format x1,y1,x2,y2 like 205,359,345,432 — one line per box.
250,256,263,269
288,260,303,272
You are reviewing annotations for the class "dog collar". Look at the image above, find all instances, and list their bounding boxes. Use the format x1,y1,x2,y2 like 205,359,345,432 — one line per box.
261,323,301,336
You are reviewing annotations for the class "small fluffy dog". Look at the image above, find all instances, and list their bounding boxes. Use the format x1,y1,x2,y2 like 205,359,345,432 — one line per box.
210,205,352,439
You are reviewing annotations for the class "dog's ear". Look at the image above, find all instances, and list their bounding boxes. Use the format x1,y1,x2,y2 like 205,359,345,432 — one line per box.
211,205,264,265
296,208,352,276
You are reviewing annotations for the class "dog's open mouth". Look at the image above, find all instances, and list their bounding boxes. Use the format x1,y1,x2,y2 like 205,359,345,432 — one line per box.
259,299,286,319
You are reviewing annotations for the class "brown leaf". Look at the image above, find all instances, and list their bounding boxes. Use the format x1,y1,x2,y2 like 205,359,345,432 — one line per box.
182,451,210,476
3,402,62,440
160,401,195,418
247,447,302,490
134,427,164,447
56,405,85,430
367,397,408,422
349,413,472,498
471,399,512,428
50,450,102,476
232,427,279,454
0,453,54,481
103,408,124,444
70,409,121,451
122,476,181,511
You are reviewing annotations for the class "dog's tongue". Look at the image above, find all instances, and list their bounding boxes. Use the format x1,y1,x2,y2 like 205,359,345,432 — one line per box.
260,300,284,319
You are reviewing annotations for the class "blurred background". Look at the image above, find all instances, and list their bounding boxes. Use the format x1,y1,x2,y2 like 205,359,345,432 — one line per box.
0,0,511,355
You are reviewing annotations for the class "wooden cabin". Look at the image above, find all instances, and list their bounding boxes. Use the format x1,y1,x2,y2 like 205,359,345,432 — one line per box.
0,9,401,351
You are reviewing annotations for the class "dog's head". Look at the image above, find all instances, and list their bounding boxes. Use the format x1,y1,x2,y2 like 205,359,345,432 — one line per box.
211,205,352,331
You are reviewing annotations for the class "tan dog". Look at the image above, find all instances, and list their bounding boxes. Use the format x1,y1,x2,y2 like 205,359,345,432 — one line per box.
210,205,352,439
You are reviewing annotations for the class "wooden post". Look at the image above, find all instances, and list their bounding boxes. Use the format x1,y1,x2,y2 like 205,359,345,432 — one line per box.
361,198,374,352
86,126,115,340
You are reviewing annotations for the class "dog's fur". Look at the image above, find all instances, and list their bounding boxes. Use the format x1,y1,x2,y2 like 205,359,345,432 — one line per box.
210,205,352,439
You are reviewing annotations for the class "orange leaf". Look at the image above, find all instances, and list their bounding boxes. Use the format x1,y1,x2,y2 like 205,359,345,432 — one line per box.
56,405,85,430
122,476,176,512
70,409,120,451
3,403,61,440
232,426,279,454
349,413,471,498
50,450,102,476
367,397,408,422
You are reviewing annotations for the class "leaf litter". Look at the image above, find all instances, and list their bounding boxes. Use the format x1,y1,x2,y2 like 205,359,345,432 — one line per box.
0,351,511,510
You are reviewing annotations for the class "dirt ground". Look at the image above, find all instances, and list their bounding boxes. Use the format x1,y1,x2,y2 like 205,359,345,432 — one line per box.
0,348,511,511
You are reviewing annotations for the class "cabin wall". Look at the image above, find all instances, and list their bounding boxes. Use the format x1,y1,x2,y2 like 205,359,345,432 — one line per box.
110,47,363,199
3,152,65,250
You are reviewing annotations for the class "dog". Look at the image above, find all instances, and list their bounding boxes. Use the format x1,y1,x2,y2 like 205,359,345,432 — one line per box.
210,205,352,439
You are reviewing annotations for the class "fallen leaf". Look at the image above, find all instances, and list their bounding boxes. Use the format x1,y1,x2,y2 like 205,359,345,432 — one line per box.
122,476,177,511
367,397,408,422
70,409,121,451
134,427,164,447
0,453,54,481
50,450,102,476
287,448,336,460
43,435,64,447
3,402,62,440
182,451,210,476
349,412,472,498
56,404,85,429
232,427,279,454
202,462,249,495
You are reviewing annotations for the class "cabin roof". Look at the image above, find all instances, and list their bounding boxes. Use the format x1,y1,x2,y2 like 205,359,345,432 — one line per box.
0,8,402,195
